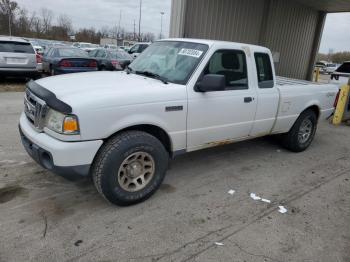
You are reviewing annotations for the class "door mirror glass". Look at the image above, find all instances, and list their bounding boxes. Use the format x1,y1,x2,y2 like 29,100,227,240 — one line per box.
195,74,226,92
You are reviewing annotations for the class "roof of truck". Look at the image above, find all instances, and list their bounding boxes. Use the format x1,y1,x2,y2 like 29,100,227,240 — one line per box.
160,38,270,52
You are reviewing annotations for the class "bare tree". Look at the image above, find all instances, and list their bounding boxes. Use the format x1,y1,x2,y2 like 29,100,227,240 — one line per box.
40,7,53,34
0,0,18,35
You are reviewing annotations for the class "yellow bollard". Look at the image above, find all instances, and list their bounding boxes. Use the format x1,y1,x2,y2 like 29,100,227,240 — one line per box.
333,78,350,125
315,68,320,82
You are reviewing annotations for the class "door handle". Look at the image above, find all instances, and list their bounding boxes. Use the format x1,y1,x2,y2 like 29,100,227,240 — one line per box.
244,97,254,103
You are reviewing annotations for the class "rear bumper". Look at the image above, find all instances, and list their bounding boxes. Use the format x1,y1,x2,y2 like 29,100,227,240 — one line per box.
0,67,40,77
19,113,103,178
54,67,98,75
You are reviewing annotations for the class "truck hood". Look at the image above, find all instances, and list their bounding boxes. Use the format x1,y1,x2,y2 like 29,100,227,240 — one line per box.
35,71,186,111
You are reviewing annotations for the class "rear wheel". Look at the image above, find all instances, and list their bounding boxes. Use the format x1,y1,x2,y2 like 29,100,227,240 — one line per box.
92,131,169,206
281,109,317,152
50,66,55,76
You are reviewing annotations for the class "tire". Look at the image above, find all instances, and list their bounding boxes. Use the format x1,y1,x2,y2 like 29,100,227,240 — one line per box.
50,66,55,76
92,131,169,206
100,66,106,71
281,109,317,152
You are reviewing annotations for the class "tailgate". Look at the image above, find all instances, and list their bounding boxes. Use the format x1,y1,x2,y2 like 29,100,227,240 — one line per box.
0,41,36,69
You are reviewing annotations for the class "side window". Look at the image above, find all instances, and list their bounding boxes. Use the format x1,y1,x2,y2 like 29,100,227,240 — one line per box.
129,45,139,54
254,53,274,88
203,49,248,90
48,48,55,57
139,44,148,52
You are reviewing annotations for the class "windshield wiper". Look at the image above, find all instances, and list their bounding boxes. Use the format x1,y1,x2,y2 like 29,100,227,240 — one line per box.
126,65,134,74
135,70,168,84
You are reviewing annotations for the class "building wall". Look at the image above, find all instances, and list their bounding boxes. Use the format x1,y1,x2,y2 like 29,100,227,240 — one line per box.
170,0,325,80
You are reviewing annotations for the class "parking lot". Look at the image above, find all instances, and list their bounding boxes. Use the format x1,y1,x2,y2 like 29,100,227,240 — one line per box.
0,84,349,262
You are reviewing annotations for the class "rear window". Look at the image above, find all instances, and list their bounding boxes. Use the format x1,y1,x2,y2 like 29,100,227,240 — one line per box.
58,48,88,57
0,41,35,54
111,51,132,60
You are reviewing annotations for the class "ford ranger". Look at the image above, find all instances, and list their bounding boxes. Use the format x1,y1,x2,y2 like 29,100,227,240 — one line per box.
19,39,338,206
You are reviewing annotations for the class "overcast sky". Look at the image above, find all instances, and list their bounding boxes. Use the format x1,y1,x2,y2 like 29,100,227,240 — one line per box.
14,0,350,52
319,12,350,53
15,0,171,37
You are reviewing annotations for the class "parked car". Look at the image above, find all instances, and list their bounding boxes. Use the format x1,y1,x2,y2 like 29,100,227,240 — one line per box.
321,63,338,74
119,46,131,52
331,61,350,80
42,47,98,75
72,42,96,52
128,42,151,58
19,38,338,206
0,36,40,79
104,44,118,50
89,48,133,71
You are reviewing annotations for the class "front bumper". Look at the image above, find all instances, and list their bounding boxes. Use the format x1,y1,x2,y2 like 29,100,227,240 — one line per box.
19,113,103,177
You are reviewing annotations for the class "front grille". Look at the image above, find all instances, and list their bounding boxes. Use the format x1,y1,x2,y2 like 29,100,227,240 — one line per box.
24,89,47,131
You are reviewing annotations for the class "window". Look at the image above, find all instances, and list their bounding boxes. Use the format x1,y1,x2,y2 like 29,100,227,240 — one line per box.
129,45,139,54
254,53,274,88
58,48,88,57
128,41,208,85
203,49,248,90
139,44,149,52
0,41,35,54
96,50,106,58
89,49,98,57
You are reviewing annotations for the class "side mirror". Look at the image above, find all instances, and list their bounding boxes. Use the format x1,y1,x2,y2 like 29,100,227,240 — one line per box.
195,74,226,92
128,50,133,54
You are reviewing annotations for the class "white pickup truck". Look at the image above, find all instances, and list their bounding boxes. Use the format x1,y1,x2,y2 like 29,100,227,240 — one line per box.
19,39,338,206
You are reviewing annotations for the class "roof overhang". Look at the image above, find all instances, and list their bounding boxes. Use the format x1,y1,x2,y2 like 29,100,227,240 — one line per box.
294,0,350,12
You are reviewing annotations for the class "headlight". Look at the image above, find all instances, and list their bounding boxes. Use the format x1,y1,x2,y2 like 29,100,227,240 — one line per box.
45,108,80,135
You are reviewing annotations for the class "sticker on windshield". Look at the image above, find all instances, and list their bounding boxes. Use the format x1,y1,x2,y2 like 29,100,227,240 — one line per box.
178,48,203,58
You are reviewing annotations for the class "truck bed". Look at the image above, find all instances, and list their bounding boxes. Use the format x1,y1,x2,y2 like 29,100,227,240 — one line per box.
276,76,320,86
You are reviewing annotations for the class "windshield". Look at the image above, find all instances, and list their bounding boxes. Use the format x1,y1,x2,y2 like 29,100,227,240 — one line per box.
128,41,209,84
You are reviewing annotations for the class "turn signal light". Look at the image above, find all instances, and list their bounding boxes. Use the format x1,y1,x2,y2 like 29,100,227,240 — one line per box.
63,116,79,134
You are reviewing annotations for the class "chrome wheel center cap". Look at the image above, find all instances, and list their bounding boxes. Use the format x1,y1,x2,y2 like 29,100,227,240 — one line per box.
127,161,143,178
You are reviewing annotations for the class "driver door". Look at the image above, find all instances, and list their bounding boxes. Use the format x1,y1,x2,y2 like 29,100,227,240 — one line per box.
186,49,257,151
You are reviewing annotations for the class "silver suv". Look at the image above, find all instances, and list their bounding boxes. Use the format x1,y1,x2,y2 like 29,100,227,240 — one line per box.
0,36,39,79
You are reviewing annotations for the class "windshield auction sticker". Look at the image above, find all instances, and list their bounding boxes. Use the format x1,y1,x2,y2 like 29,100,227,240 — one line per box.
178,48,203,58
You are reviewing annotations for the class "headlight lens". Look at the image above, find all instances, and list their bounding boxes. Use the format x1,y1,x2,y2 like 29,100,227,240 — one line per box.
45,109,80,135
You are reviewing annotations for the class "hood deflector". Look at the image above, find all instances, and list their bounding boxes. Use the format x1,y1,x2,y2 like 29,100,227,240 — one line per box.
27,80,72,114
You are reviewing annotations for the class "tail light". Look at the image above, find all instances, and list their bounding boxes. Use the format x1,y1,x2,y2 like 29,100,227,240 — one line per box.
111,60,122,70
36,54,42,63
334,90,340,108
88,60,97,68
59,60,72,67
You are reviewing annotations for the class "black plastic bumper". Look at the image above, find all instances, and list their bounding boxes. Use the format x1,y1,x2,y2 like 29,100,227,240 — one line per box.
19,126,91,179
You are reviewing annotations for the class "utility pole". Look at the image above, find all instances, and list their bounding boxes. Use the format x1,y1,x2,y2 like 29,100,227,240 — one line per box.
133,20,136,40
160,12,165,39
117,10,122,38
8,8,12,36
138,0,142,42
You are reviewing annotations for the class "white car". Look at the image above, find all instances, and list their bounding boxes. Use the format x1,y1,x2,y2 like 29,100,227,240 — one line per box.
322,63,338,74
72,42,96,53
19,38,338,206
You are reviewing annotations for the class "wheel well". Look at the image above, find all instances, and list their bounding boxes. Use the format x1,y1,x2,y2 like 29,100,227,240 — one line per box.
305,105,320,119
108,124,172,155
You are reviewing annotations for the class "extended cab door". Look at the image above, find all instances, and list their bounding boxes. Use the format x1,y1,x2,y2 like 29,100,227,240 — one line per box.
249,52,279,136
186,48,258,151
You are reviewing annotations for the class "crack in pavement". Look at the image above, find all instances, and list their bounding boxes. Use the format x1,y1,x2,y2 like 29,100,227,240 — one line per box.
149,166,350,262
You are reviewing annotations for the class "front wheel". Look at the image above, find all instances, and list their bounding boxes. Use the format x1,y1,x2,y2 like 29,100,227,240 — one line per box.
92,131,169,206
281,109,317,152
